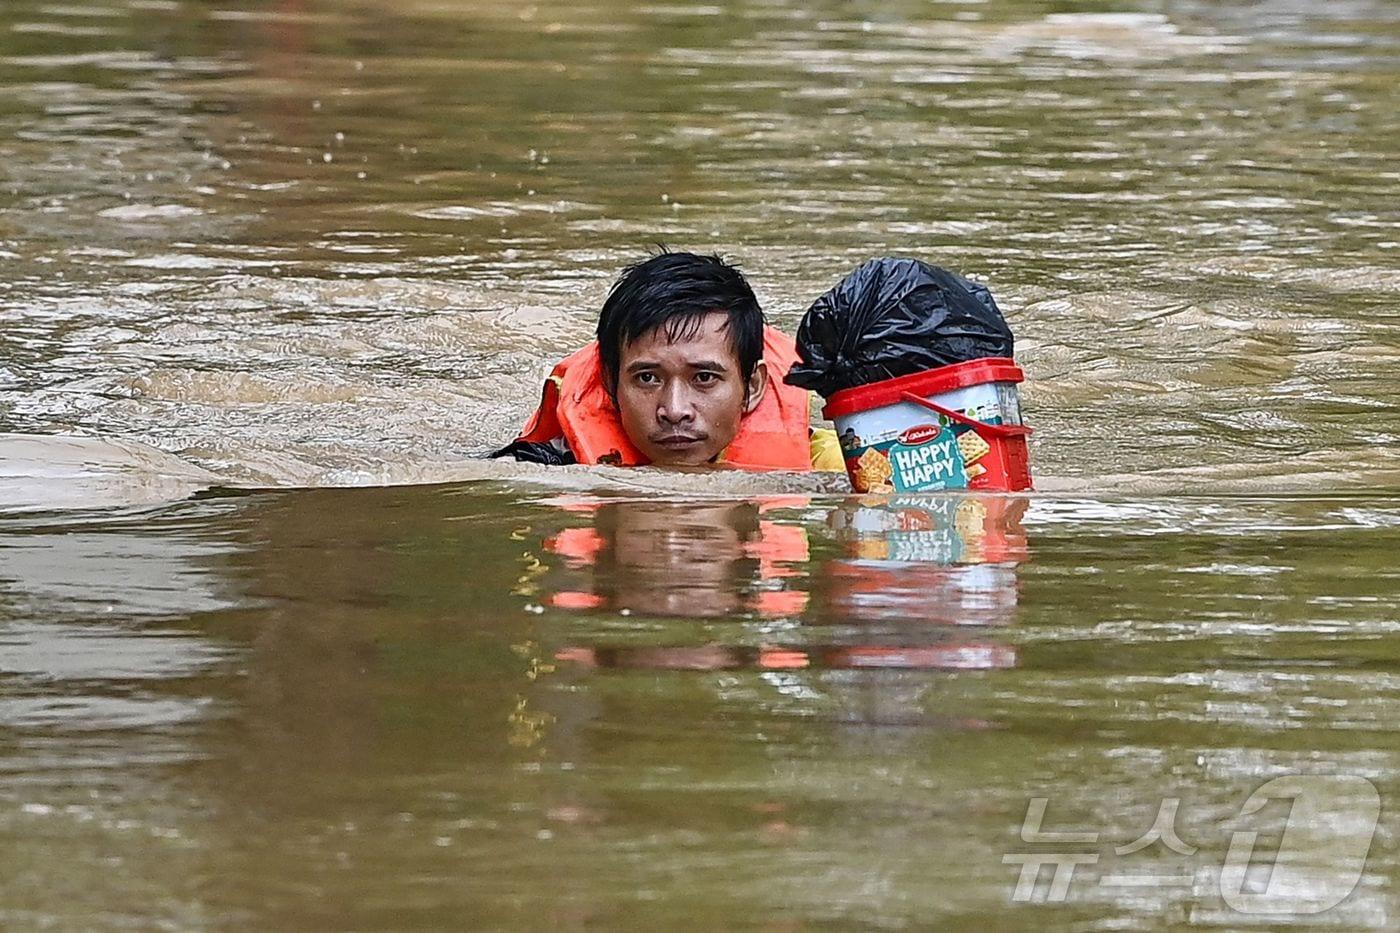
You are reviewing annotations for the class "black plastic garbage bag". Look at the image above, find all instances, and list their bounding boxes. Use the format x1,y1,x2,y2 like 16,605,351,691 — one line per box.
784,257,1014,397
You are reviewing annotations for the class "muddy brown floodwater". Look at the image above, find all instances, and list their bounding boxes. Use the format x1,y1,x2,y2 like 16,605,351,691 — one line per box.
1,0,1398,928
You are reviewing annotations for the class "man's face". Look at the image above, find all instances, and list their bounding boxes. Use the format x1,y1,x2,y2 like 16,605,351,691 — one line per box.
614,312,766,467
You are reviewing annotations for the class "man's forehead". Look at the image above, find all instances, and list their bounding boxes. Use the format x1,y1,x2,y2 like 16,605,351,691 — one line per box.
623,312,738,364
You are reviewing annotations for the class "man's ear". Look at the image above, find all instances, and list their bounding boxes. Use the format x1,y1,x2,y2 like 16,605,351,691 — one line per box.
743,359,769,415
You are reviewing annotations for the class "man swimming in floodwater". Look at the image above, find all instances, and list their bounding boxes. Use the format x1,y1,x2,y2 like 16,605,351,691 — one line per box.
495,250,843,471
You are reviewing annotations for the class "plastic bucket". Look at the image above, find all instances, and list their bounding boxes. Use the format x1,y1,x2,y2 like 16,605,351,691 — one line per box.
822,357,1032,493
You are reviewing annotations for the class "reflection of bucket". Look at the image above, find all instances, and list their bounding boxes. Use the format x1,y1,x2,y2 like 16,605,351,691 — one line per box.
833,495,1030,565
826,496,1028,626
823,358,1032,493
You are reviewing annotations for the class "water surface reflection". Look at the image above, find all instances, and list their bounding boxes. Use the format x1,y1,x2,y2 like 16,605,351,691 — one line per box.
540,495,1022,677
1,487,1398,925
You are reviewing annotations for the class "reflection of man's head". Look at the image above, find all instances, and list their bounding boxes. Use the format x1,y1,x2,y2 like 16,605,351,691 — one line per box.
594,501,761,618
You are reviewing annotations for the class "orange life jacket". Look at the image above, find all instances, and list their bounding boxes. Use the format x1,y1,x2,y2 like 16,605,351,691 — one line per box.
515,326,813,470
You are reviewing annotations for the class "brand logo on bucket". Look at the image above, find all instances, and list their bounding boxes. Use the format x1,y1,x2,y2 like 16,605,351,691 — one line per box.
898,423,941,446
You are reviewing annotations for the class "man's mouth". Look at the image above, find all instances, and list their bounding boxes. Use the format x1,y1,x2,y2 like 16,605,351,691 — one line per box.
653,433,706,449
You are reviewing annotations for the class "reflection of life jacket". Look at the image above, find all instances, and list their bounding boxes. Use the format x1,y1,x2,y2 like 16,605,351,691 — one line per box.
514,327,813,470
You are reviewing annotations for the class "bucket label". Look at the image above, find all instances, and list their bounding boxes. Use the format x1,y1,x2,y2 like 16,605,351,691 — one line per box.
846,423,973,493
888,425,967,492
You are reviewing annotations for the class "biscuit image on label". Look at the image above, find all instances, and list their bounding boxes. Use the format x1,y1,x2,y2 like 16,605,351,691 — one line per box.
853,447,893,492
957,431,991,465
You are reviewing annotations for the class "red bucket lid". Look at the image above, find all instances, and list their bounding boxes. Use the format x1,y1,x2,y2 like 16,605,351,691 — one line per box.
822,357,1023,420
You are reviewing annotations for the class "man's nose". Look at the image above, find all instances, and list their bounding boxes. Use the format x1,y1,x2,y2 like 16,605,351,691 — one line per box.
657,382,695,424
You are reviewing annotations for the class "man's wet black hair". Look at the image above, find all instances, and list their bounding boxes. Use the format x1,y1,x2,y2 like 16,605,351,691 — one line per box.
596,250,764,394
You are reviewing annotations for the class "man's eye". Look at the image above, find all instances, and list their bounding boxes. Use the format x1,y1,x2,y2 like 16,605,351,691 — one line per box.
635,372,660,386
694,372,720,386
